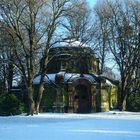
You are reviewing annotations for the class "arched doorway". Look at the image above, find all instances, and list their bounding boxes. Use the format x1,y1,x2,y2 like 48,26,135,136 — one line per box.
75,84,92,113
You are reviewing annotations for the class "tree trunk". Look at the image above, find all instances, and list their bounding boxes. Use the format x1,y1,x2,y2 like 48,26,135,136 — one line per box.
7,63,14,93
28,86,35,115
35,83,44,114
120,94,127,111
34,55,48,114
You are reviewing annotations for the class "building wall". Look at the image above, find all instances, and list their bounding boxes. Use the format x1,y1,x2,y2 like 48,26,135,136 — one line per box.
100,85,118,112
35,46,118,113
40,82,118,113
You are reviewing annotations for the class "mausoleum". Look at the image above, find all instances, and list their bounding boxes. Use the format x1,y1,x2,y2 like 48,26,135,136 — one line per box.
33,40,118,113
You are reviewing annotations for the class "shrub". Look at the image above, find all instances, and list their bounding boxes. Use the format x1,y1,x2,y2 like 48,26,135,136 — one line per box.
0,94,24,116
40,87,57,112
126,93,140,112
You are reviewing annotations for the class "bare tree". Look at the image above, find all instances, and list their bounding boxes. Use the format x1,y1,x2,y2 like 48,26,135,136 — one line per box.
0,23,15,94
61,0,93,45
93,2,111,74
34,0,92,114
0,0,94,114
34,0,74,114
0,0,61,115
94,0,140,110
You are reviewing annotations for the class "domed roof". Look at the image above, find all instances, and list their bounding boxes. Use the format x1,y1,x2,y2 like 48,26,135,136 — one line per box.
32,73,96,85
54,39,89,48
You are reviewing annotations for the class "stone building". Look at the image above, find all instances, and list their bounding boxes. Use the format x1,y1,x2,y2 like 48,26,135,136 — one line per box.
33,41,118,113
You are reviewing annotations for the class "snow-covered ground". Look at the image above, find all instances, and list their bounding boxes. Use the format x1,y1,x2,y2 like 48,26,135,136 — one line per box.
0,111,140,140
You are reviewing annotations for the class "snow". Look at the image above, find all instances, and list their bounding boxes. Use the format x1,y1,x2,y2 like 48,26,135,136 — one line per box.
32,74,56,85
54,39,89,48
33,73,96,85
0,111,140,140
105,79,113,85
64,73,96,83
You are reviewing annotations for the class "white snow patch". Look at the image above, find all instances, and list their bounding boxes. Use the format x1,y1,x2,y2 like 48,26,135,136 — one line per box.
23,111,140,120
1,111,140,140
56,39,89,48
33,73,96,85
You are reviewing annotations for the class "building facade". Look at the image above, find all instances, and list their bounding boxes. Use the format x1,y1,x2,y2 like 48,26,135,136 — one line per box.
33,43,118,113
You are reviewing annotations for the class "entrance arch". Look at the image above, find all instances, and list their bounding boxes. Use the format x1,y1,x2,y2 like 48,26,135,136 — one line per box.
75,84,92,113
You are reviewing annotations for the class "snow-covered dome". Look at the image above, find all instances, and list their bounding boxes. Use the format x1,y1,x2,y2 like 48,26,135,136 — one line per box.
32,73,96,85
54,39,89,48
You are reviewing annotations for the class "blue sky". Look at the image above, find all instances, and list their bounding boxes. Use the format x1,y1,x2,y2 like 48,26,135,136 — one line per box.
87,0,98,7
